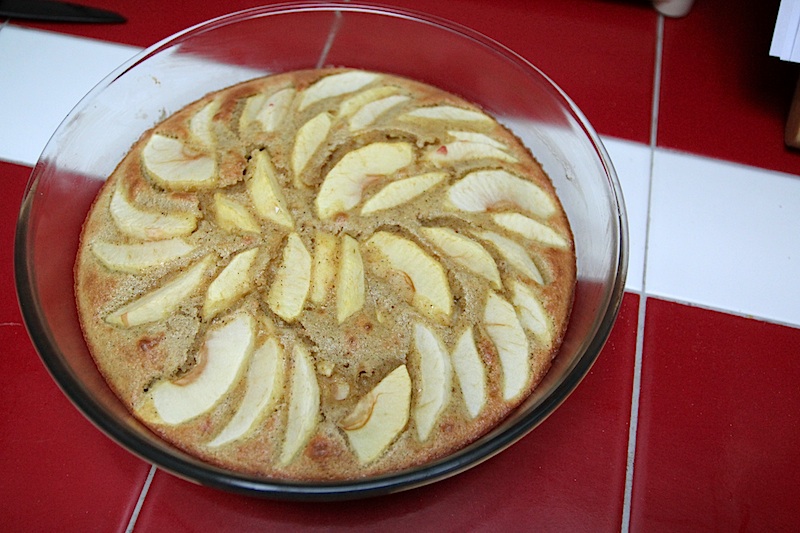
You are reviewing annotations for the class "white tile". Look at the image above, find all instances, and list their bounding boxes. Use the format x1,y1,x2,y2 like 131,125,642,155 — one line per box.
600,136,652,293
0,25,139,166
647,149,800,327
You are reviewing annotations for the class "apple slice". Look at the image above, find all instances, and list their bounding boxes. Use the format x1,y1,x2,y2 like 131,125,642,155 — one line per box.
213,193,261,234
412,323,452,441
448,130,508,148
203,247,259,320
291,111,332,182
484,292,530,401
339,85,398,117
105,255,212,328
474,230,545,284
316,142,414,220
510,280,553,347
239,87,296,132
247,150,293,229
91,238,195,273
109,185,197,240
451,327,487,419
336,235,365,323
188,98,221,150
365,231,452,321
447,169,556,219
420,226,501,289
348,94,409,130
360,172,446,215
279,343,320,465
492,213,569,249
267,233,312,322
401,105,493,124
142,133,216,190
149,312,255,425
341,364,412,463
298,70,380,111
309,231,338,305
425,131,516,165
207,336,284,447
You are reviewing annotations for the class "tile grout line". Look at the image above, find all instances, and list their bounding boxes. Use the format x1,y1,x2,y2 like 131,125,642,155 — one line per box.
620,12,664,533
125,465,157,533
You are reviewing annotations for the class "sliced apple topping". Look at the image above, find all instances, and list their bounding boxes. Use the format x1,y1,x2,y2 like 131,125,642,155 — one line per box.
451,328,487,419
341,364,412,463
149,312,255,425
267,233,312,322
447,169,556,219
349,94,410,130
309,231,338,305
493,213,569,249
279,343,320,466
510,280,553,348
339,85,399,117
298,70,380,111
412,323,452,441
426,131,516,165
402,105,493,124
484,292,530,401
336,235,365,323
247,150,293,229
316,142,414,220
142,133,216,190
475,230,545,285
189,98,221,150
91,238,195,273
207,336,284,447
109,185,197,240
360,172,446,215
105,255,212,328
213,193,261,234
239,87,296,132
203,248,259,321
291,111,332,182
420,227,502,289
365,231,452,321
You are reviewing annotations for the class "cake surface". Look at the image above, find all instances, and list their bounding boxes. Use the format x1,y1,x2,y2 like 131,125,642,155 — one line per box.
75,68,576,480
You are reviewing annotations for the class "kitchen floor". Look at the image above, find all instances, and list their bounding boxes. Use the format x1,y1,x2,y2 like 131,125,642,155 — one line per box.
2,0,799,531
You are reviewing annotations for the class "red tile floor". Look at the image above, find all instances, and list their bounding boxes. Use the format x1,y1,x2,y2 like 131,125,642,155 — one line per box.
2,0,800,531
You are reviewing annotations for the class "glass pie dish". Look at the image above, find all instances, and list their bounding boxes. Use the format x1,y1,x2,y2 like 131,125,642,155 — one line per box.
14,2,628,500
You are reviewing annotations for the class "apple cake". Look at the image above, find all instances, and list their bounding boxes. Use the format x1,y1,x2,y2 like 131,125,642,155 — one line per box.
75,68,576,480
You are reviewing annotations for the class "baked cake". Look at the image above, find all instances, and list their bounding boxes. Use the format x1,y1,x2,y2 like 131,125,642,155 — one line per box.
74,68,576,480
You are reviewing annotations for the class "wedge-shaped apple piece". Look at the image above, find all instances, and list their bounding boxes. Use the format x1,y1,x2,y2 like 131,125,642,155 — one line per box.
247,150,293,229
203,248,259,320
213,193,260,234
109,185,197,240
448,169,555,219
316,142,414,220
360,172,446,215
207,336,284,447
484,292,530,401
493,213,569,249
420,227,501,289
91,238,195,273
451,328,487,419
510,280,553,348
309,231,338,305
426,131,516,165
365,232,452,321
298,70,380,111
291,111,332,181
448,130,507,148
189,98,221,149
239,87,296,132
267,233,312,322
142,133,216,190
279,344,320,465
349,94,409,130
149,312,255,425
105,255,212,328
412,323,452,441
341,365,411,463
336,235,365,323
475,230,545,284
402,105,493,124
339,85,398,117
